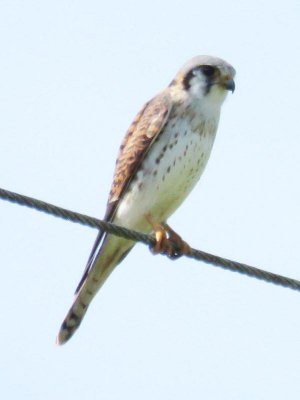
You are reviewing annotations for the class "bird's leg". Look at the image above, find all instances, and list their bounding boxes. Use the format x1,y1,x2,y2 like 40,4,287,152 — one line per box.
145,214,191,259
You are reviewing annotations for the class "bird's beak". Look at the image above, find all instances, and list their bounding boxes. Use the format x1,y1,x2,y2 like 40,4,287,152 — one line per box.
222,76,235,93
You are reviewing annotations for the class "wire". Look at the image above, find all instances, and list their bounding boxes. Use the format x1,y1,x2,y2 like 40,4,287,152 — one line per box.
1,186,300,292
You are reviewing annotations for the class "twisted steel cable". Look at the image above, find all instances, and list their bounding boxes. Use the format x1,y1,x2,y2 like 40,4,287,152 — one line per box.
1,187,300,292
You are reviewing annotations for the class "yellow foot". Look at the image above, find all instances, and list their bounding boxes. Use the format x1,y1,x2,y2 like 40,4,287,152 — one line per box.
145,215,190,259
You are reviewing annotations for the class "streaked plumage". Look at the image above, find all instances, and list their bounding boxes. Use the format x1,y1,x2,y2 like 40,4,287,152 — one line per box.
57,55,236,344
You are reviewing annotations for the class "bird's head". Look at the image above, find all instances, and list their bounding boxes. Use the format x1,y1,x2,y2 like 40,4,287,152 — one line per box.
171,55,236,107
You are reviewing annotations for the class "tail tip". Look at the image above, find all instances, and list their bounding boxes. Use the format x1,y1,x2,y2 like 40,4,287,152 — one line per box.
56,330,67,346
56,299,87,345
56,325,71,346
56,318,79,345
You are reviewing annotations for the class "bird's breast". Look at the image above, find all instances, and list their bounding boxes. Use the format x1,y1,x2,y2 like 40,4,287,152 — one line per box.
115,114,218,231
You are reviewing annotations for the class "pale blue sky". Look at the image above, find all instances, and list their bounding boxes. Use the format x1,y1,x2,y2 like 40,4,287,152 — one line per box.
1,1,300,399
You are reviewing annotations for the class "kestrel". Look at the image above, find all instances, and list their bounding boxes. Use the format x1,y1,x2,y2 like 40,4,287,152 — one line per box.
57,55,235,344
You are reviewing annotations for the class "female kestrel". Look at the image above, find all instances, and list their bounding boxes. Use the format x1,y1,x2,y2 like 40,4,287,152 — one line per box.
57,55,235,344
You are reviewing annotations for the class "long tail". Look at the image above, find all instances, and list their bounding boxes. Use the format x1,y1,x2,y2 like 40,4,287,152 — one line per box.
56,236,134,345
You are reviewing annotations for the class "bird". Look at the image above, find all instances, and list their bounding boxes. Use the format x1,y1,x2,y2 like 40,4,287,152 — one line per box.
57,55,236,345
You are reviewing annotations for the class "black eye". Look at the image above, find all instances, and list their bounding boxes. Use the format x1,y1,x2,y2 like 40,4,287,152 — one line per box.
200,65,215,77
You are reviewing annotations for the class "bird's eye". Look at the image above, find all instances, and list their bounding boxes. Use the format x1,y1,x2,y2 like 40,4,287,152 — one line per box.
199,65,215,77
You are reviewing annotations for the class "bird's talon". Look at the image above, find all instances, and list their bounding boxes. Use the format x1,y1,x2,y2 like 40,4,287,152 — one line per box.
146,217,190,259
